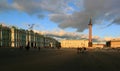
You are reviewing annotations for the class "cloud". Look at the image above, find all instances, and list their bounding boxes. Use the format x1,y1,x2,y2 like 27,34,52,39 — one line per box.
0,0,14,11
112,17,120,24
12,0,43,14
49,14,70,23
49,0,120,32
37,29,103,42
0,0,81,15
103,37,120,41
59,12,90,32
40,29,82,40
10,0,76,14
38,14,45,19
49,11,91,32
1,0,120,32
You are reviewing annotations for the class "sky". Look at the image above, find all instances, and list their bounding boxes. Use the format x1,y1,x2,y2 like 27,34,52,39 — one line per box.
0,0,120,42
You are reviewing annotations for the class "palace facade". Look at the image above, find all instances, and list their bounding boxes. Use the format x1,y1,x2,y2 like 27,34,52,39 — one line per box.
0,24,60,48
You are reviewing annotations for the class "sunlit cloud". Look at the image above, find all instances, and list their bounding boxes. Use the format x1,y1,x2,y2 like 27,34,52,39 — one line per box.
33,29,104,42
103,37,120,41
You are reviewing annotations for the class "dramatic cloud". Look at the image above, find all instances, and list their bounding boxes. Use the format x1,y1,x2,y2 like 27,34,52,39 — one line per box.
49,0,120,32
38,14,45,19
39,29,85,40
1,0,120,31
10,0,78,14
102,37,120,42
36,29,103,42
1,0,120,24
58,12,90,32
49,14,70,23
0,0,14,11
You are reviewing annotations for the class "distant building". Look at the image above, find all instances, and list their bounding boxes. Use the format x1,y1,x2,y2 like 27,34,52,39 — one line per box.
0,25,11,47
0,24,60,48
106,40,120,48
92,44,105,48
44,36,60,48
11,27,26,48
60,40,88,48
92,42,106,48
34,33,44,48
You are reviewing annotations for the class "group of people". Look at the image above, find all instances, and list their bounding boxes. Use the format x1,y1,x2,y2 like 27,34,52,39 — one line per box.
77,47,87,53
19,45,41,51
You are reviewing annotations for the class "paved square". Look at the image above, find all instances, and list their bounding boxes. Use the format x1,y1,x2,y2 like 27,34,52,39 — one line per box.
0,48,120,71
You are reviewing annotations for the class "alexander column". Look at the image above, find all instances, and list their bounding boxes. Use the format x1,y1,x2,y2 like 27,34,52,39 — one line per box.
88,18,92,47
